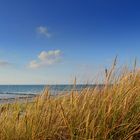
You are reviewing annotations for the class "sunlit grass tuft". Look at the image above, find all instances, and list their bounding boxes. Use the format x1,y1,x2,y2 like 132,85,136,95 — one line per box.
0,62,140,139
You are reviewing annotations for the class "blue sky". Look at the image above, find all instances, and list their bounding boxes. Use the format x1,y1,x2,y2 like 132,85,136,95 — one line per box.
0,0,140,84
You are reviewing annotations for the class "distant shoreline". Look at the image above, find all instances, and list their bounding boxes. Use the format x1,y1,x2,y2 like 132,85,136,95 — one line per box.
0,94,37,104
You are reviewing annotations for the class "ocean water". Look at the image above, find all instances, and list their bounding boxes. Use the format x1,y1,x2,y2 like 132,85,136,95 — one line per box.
0,85,92,99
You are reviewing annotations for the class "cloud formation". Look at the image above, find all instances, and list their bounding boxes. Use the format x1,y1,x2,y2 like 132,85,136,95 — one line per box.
29,50,62,69
0,60,12,67
37,26,51,38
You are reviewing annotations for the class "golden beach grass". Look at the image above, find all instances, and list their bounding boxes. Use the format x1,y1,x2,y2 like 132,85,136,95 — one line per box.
0,62,140,139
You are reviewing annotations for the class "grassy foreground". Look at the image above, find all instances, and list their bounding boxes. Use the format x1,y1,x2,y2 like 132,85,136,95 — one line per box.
1,67,140,139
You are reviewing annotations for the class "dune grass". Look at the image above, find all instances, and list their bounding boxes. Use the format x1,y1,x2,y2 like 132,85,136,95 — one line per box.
0,63,140,139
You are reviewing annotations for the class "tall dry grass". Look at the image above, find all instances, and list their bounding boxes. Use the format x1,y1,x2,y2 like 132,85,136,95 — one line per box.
0,62,140,139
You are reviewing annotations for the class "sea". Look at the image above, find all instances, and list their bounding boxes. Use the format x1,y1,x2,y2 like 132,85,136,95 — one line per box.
0,85,93,100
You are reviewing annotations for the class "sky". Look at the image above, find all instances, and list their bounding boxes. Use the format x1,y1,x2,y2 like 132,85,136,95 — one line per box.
0,0,140,84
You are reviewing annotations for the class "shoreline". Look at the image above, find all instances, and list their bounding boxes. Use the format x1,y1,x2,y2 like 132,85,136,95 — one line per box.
0,95,37,104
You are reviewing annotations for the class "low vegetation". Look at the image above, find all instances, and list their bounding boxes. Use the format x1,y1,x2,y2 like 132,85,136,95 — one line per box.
0,62,140,140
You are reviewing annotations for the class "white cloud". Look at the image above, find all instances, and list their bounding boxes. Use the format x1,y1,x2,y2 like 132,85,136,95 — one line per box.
0,60,12,67
37,26,51,38
29,50,62,69
29,60,40,69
